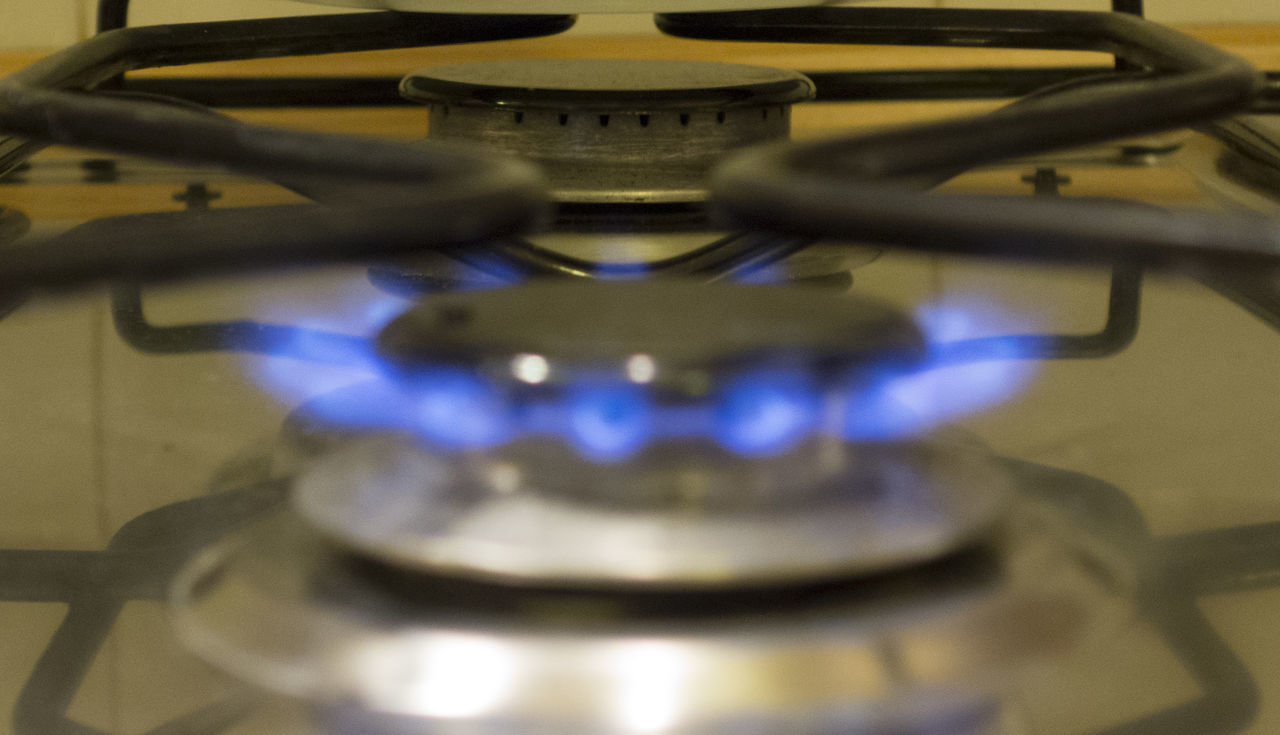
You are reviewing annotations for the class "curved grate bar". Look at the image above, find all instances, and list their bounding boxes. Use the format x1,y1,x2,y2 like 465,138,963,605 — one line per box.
657,8,1279,269
0,12,575,290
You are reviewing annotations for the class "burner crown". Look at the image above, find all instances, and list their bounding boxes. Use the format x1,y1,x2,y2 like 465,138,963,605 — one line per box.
402,59,814,202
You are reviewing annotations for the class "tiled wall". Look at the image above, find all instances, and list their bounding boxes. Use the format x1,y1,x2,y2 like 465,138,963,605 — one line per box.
2,0,1280,49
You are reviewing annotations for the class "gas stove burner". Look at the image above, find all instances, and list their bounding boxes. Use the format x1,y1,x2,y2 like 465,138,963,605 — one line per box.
301,0,824,14
263,280,1017,588
171,498,1130,735
354,280,931,457
403,59,814,203
262,280,1040,468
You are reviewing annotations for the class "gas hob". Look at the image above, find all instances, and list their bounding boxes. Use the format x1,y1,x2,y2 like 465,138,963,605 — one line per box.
1,2,1279,734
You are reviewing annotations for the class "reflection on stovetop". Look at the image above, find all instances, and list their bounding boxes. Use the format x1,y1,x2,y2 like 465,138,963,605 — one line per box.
4,432,1278,734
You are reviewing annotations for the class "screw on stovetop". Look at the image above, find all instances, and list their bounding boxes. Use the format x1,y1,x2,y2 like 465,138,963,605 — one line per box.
1022,167,1071,196
81,158,118,183
174,182,222,210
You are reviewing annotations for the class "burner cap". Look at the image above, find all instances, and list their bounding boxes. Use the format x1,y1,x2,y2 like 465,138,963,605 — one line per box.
403,60,813,203
402,59,814,112
299,0,822,12
377,280,919,383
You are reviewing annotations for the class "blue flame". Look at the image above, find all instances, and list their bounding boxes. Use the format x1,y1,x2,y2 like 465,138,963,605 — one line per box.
842,300,1037,440
409,367,512,449
566,384,653,461
714,369,821,455
244,280,1039,460
244,282,406,427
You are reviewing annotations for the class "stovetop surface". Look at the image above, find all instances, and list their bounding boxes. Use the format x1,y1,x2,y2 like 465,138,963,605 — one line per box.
0,18,1279,735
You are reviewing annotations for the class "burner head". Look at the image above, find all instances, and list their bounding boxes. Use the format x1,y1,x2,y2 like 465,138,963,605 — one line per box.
270,281,930,472
402,59,814,203
370,281,926,456
270,282,1014,589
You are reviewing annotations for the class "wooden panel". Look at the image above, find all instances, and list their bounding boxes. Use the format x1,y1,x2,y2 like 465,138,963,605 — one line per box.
941,0,1280,23
0,0,85,50
63,1,1280,32
2,25,1277,79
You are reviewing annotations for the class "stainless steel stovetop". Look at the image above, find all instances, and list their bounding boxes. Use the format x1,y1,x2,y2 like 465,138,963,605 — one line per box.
0,2,1278,734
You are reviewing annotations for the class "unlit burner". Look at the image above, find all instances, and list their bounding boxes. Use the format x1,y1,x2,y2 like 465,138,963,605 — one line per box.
402,59,815,203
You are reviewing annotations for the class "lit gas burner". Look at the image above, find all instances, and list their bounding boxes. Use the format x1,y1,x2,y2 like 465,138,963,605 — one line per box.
265,280,1036,466
172,280,1130,734
285,281,1003,586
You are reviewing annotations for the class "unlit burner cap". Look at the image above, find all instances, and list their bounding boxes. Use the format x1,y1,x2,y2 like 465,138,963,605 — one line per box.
403,59,815,202
300,0,822,14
